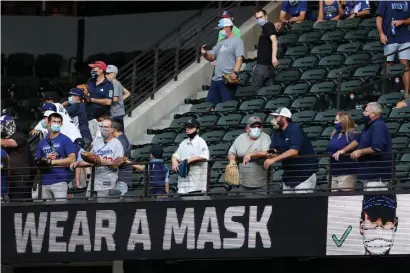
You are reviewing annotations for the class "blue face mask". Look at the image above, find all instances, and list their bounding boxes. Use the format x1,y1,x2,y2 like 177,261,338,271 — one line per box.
249,127,261,139
219,30,227,38
50,123,61,133
362,115,371,123
335,123,342,132
41,119,47,129
257,18,267,26
68,96,74,105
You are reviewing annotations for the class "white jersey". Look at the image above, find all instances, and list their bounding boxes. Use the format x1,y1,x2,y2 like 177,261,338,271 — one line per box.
35,103,82,142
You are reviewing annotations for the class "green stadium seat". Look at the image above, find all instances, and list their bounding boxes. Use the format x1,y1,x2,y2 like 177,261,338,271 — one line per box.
201,130,226,143
235,86,258,98
367,28,379,40
359,17,376,28
215,100,239,112
277,57,293,69
384,64,406,76
314,109,338,123
272,169,284,183
300,68,327,81
151,132,177,145
378,93,404,106
292,110,317,123
318,54,345,68
321,30,345,42
257,84,283,97
363,41,383,53
274,69,301,82
197,114,220,127
382,107,392,117
222,129,244,142
312,139,329,154
348,109,364,122
291,20,314,32
344,28,370,40
395,163,410,183
398,123,410,135
278,32,299,44
309,80,336,94
337,41,362,54
292,55,318,69
337,17,361,29
392,136,410,151
216,113,243,127
189,102,213,113
316,167,329,185
174,132,187,144
212,161,228,173
132,144,152,161
314,20,337,30
263,127,273,135
303,125,324,139
285,45,309,57
344,53,371,66
371,52,384,64
354,65,380,78
327,67,352,79
169,116,192,128
209,142,231,159
238,72,252,86
163,145,179,160
290,96,318,111
243,60,256,72
318,157,330,168
284,82,310,96
341,79,363,93
239,98,266,111
241,112,267,125
357,123,365,132
400,153,410,163
265,97,291,110
310,43,338,55
387,122,401,135
298,31,322,43
320,126,334,139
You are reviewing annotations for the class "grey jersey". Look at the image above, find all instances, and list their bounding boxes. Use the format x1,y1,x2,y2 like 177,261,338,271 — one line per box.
209,36,245,81
110,79,125,117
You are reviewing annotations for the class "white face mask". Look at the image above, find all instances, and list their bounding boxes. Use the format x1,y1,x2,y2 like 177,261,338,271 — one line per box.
362,228,395,255
249,127,261,139
219,29,228,38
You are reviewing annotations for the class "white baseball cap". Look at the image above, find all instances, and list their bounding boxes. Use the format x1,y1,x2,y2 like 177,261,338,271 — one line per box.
270,107,292,118
215,18,233,29
106,65,119,75
43,110,56,117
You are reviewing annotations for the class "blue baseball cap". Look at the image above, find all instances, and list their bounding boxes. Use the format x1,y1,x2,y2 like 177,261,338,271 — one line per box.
221,10,233,18
69,88,84,97
42,103,57,112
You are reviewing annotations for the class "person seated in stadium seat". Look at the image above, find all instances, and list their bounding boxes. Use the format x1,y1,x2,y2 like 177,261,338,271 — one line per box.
377,1,410,97
105,65,130,130
64,88,93,151
279,0,309,23
333,102,392,191
328,112,359,191
264,107,318,194
34,113,76,201
86,61,114,120
252,9,282,88
344,0,371,19
171,119,209,194
228,116,271,193
201,18,244,110
133,145,170,196
72,117,124,197
316,0,344,22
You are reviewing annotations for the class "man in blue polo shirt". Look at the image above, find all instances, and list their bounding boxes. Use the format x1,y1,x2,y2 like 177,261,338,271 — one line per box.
35,112,75,201
280,0,309,23
86,61,114,120
377,1,410,97
333,102,392,191
264,107,318,194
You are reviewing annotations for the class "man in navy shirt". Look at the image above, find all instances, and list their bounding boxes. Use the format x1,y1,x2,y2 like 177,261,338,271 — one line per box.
377,1,410,96
333,102,392,191
35,113,75,201
280,0,308,23
86,61,114,120
344,0,371,18
112,121,132,195
264,108,318,194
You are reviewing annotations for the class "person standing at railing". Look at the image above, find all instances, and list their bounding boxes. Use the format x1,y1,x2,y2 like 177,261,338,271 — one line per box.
171,118,209,194
227,116,271,193
264,107,318,194
34,113,76,201
112,121,132,196
316,0,344,22
201,18,244,110
377,1,410,97
328,112,359,191
343,0,371,19
333,102,392,191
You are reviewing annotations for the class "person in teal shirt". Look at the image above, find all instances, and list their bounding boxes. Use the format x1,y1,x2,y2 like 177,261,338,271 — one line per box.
217,10,240,41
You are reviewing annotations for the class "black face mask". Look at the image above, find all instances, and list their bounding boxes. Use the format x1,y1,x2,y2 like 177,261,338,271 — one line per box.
186,128,198,139
91,71,97,79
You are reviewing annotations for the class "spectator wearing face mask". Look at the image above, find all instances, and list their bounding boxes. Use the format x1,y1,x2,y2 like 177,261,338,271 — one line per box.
90,110,110,143
218,11,241,41
317,0,344,22
65,88,92,150
228,117,271,193
280,0,309,23
86,61,114,121
105,65,131,129
34,113,76,201
171,119,209,194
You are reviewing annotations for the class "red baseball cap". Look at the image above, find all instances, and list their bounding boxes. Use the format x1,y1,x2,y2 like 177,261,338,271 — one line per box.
88,61,107,71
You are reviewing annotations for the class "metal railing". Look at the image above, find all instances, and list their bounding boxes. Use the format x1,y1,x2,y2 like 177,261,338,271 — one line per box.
117,1,267,116
2,150,410,203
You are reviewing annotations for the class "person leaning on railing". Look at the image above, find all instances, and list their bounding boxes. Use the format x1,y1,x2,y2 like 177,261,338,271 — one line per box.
333,102,393,191
328,111,359,191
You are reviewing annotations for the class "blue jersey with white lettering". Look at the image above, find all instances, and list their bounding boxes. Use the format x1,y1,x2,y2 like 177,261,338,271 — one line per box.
376,1,410,44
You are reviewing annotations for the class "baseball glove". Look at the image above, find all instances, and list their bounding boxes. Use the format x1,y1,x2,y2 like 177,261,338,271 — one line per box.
77,84,91,102
81,152,102,165
112,156,129,168
223,73,240,85
225,162,240,185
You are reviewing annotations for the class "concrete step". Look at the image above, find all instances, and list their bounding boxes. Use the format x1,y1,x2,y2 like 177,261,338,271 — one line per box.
247,50,257,59
150,119,173,130
179,104,192,113
141,134,154,141
197,90,208,99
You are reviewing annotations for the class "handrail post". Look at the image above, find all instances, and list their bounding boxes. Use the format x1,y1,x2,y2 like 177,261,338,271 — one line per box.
38,168,42,200
382,61,387,95
128,62,137,117
206,161,211,195
391,153,397,189
266,165,271,194
144,163,150,198
336,72,342,111
327,156,332,192
152,46,159,100
90,165,96,198
196,25,202,64
174,31,181,81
